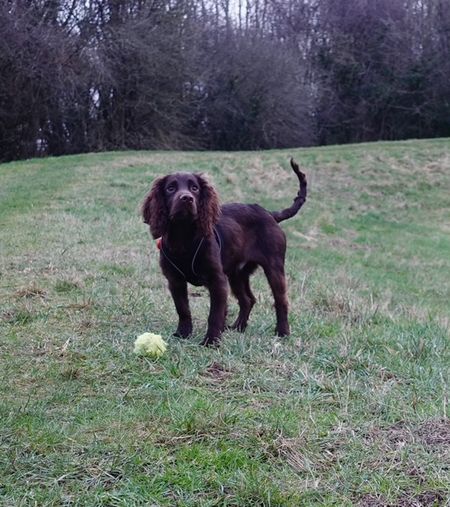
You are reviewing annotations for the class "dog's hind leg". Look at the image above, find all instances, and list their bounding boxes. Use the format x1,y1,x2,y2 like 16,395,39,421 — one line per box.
262,261,290,337
228,263,258,332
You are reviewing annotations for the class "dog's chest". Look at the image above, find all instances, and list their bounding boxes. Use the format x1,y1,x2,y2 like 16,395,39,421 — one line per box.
160,246,208,286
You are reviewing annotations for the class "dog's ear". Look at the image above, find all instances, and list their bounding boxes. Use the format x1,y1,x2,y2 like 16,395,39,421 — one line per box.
196,173,220,236
141,176,168,239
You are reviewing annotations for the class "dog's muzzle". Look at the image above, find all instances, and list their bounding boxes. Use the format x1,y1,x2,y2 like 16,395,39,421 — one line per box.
170,192,197,218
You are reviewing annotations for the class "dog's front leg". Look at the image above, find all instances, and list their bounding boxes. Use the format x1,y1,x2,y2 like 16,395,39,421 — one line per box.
168,278,192,338
201,273,228,347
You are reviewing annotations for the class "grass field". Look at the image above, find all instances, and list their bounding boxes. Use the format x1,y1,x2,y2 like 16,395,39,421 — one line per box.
1,139,449,506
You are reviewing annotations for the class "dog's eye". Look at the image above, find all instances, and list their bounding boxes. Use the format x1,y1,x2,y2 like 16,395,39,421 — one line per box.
166,184,176,193
191,184,199,192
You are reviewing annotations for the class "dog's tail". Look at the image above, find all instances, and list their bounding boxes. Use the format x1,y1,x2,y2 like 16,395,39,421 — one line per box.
270,158,307,223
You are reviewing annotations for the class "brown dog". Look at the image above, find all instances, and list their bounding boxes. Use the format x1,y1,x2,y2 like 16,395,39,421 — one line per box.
142,159,307,346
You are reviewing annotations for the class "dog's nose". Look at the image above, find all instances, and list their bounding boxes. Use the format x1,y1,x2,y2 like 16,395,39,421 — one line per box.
180,193,194,203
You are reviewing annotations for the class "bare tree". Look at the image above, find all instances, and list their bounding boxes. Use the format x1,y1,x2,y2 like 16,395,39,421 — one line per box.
194,29,315,149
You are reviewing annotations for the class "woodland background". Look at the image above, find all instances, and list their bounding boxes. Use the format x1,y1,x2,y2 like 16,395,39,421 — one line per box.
1,0,450,162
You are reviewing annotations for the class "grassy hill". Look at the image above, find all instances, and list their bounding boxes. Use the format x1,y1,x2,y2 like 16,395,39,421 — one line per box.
1,140,449,506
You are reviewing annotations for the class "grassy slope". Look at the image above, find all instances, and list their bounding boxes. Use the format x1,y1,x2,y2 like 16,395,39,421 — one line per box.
0,140,449,506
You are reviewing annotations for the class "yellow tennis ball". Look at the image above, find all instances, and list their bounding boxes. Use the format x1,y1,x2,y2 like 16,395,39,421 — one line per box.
134,332,167,358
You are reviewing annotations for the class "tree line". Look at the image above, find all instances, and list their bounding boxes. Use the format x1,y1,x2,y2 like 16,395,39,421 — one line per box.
1,0,449,162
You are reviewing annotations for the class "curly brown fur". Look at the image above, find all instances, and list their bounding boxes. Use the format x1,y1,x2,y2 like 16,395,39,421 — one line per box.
196,174,221,236
142,175,169,239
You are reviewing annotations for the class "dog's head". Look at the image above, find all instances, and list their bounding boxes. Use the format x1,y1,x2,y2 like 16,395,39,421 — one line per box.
142,172,220,239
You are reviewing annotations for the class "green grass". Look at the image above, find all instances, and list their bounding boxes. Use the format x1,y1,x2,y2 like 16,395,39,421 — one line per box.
0,140,449,506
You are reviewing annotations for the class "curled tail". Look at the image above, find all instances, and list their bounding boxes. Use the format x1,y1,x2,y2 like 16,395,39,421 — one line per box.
271,158,307,223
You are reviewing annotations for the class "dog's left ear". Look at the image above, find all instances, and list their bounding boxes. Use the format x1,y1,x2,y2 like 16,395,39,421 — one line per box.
196,173,220,236
141,176,169,239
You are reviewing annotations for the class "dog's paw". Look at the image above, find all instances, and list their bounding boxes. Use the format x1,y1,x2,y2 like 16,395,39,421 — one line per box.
200,336,220,347
228,320,247,333
174,325,192,339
